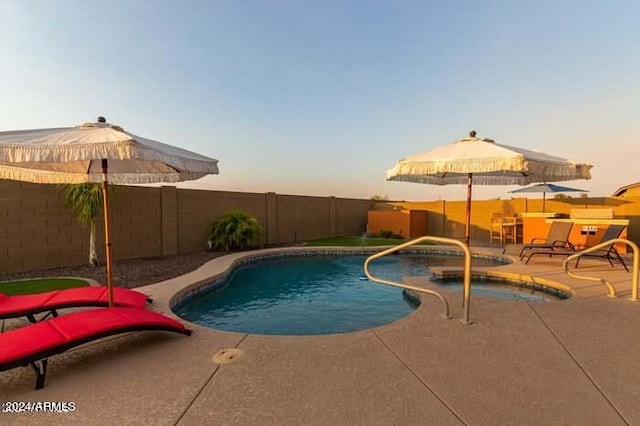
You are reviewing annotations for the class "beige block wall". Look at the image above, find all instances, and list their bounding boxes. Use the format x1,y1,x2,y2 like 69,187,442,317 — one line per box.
177,189,267,254
161,186,178,256
274,194,331,244
0,181,88,274
0,183,371,275
108,186,163,261
5,178,640,276
173,190,371,251
335,198,372,238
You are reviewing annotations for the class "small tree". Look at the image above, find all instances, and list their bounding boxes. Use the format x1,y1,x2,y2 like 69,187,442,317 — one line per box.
209,209,263,251
553,194,571,200
59,183,103,266
370,194,389,201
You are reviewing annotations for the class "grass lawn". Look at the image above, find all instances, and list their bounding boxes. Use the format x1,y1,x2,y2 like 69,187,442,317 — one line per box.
304,236,432,246
0,278,89,296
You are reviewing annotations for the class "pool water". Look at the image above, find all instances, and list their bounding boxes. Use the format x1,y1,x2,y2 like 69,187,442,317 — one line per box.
174,254,553,335
433,278,562,303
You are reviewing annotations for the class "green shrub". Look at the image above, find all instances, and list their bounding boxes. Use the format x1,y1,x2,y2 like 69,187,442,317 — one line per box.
208,209,263,251
378,229,393,238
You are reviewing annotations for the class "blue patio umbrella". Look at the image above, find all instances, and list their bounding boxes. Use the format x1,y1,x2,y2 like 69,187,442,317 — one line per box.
509,183,588,212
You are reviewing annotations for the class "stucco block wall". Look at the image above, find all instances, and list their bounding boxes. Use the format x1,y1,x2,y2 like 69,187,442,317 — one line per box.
177,189,268,254
109,186,162,260
367,210,428,238
161,186,178,256
368,211,410,237
5,178,638,277
274,195,331,244
336,198,371,238
0,181,372,275
0,181,87,273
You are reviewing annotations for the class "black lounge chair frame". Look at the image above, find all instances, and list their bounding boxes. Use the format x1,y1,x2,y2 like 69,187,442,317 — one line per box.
573,226,629,272
523,224,629,271
518,221,575,259
13,324,191,390
0,310,192,390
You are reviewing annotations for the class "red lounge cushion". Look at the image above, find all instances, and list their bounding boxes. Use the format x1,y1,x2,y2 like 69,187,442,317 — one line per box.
45,287,107,305
50,308,184,341
0,308,186,366
96,287,148,308
0,321,67,364
0,291,59,316
0,287,148,317
47,287,148,308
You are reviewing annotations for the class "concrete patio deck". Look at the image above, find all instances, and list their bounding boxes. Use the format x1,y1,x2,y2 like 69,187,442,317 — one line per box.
1,245,639,425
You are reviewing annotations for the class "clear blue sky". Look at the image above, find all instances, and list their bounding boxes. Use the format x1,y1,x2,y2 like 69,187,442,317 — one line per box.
1,0,638,201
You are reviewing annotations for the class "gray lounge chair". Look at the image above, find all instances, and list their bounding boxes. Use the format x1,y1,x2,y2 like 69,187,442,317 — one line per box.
516,221,575,259
523,224,629,271
572,224,629,271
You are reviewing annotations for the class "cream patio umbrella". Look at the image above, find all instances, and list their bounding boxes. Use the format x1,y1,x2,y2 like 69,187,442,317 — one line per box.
386,131,593,246
0,117,219,306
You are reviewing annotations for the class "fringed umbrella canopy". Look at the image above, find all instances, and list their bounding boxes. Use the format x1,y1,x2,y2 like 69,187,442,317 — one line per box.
386,131,593,245
0,119,218,183
0,117,219,306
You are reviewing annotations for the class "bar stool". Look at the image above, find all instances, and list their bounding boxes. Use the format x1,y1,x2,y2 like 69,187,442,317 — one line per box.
490,214,520,245
501,217,520,244
490,213,504,244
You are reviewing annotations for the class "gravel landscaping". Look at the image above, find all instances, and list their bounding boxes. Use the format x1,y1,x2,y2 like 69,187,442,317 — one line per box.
1,251,227,289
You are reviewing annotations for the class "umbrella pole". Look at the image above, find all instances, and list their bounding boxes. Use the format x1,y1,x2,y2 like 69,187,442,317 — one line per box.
101,159,115,307
465,173,472,246
542,193,546,213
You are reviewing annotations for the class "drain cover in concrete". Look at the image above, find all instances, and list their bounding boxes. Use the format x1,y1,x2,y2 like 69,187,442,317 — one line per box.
212,348,243,364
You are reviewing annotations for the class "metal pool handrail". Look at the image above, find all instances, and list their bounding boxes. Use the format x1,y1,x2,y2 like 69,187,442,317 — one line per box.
363,236,473,324
563,238,639,301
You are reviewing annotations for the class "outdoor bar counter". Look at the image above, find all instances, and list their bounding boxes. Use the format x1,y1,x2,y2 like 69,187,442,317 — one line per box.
520,210,629,253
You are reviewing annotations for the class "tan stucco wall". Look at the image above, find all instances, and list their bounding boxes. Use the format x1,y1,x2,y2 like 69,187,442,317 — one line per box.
385,196,640,244
177,189,268,254
335,198,370,239
0,181,371,275
4,179,640,276
0,181,86,273
108,186,162,261
613,185,640,197
368,211,411,237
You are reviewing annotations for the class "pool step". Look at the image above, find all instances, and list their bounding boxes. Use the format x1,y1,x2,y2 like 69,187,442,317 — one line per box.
429,266,493,280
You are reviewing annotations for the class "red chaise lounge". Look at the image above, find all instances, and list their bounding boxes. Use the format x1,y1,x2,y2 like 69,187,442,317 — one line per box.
0,287,151,323
0,307,192,389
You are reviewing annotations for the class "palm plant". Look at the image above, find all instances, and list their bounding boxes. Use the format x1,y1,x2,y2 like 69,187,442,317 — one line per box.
59,183,103,266
209,209,263,251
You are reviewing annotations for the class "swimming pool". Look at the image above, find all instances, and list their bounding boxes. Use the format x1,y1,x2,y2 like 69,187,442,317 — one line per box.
174,252,556,335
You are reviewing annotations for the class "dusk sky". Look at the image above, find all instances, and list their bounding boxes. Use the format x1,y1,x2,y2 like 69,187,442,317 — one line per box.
1,0,638,201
